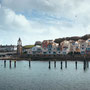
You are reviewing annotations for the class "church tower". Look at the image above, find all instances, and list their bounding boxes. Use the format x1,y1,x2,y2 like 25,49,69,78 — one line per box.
17,38,22,55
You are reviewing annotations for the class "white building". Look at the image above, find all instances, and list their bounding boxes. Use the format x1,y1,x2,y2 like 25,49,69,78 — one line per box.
86,38,90,54
32,46,42,54
0,45,17,52
42,47,48,54
68,40,76,53
74,41,80,53
61,40,70,55
79,40,86,54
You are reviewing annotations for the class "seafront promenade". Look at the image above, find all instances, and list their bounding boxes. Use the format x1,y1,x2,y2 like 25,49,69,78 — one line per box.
0,54,90,61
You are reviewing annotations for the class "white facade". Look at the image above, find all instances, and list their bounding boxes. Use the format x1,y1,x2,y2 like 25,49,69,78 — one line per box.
68,40,76,53
27,48,32,54
61,40,70,54
79,41,86,54
42,47,48,54
32,46,42,54
23,38,90,55
86,38,90,54
74,41,80,53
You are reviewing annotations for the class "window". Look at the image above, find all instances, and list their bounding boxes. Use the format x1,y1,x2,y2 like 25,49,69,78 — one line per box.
49,51,51,53
53,52,56,54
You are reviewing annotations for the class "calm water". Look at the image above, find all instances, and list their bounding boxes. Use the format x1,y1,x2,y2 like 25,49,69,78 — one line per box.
0,60,90,90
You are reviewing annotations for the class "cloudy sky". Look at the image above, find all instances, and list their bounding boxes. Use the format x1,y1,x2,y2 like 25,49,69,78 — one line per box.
0,0,90,45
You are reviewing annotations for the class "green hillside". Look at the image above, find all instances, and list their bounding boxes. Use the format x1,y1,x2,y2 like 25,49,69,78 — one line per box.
23,45,35,49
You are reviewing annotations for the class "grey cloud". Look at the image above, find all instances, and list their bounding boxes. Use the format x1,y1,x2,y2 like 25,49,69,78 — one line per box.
0,0,90,45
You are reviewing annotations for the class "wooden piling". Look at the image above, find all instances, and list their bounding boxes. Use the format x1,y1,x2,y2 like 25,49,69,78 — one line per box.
54,60,56,68
65,61,67,68
61,61,63,69
75,61,77,70
4,60,6,68
48,61,51,69
83,60,86,71
29,60,31,68
9,60,11,68
14,60,16,68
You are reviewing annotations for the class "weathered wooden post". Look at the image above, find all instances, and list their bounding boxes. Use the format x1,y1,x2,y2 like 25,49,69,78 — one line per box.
48,60,51,69
29,59,31,68
54,60,56,68
65,61,67,68
83,60,86,71
75,61,77,70
14,60,16,68
60,61,63,69
4,60,6,68
9,60,11,68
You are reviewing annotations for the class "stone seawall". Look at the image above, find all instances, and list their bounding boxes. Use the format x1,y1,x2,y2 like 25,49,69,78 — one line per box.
0,55,90,61
20,54,90,61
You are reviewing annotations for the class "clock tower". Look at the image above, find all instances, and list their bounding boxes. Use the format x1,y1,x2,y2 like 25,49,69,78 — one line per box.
17,38,22,55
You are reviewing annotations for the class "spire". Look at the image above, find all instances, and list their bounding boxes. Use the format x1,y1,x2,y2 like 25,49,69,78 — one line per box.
18,38,21,42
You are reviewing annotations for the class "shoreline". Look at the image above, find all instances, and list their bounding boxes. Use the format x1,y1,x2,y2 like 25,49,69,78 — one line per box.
22,54,90,61
0,55,90,61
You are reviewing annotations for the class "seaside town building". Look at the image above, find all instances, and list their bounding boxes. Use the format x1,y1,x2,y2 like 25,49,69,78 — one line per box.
68,40,76,53
78,39,86,54
42,40,59,55
18,38,90,55
86,38,90,54
60,40,70,55
0,45,17,57
35,41,42,46
23,45,34,55
32,45,42,55
0,45,17,52
74,41,80,53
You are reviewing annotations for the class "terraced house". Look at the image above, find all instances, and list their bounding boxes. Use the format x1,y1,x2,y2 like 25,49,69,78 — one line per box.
22,38,90,55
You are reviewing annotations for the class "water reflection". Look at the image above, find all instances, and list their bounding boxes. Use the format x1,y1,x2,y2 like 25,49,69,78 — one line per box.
83,60,89,71
29,60,31,68
4,60,6,68
1,60,90,90
87,61,89,68
2,60,90,71
14,60,16,68
48,61,51,69
60,61,63,70
54,61,56,68
65,61,67,68
75,61,77,70
9,60,12,69
47,60,90,71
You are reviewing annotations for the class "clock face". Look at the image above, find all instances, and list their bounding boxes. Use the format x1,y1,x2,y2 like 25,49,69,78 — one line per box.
17,38,22,45
17,41,22,45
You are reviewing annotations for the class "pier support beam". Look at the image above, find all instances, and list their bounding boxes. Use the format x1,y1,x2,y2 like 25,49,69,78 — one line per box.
9,60,11,68
54,60,56,68
65,61,67,68
75,61,77,70
83,60,87,71
60,61,63,70
14,60,16,68
4,60,6,68
29,60,31,68
48,61,51,69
